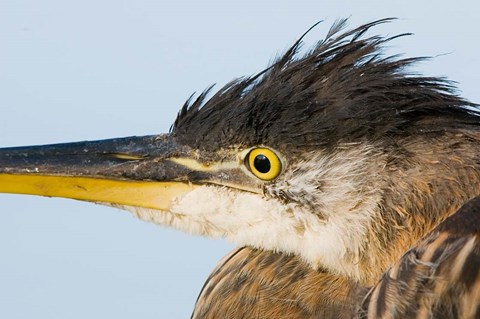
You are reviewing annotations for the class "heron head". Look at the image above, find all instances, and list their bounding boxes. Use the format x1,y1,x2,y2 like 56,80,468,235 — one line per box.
1,18,479,284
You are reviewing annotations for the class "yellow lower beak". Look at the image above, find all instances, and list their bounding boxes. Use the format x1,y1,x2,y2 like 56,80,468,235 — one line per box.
0,174,195,211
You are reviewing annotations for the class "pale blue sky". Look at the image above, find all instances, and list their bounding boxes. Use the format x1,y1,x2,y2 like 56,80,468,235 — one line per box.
0,1,478,318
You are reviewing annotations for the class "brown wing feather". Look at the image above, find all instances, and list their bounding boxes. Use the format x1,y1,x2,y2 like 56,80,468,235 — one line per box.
362,196,480,319
191,247,366,319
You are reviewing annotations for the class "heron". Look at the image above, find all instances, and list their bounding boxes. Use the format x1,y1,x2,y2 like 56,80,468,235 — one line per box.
1,18,480,318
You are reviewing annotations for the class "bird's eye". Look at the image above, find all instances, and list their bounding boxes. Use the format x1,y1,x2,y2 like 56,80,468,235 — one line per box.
246,148,282,181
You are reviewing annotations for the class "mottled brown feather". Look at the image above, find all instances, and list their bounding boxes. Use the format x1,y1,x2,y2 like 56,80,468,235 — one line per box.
192,247,367,319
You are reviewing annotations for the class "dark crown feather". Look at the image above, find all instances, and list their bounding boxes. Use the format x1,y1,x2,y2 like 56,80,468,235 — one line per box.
172,18,479,152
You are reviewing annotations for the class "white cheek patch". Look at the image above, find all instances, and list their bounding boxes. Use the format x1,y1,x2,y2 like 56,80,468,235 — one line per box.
273,145,383,219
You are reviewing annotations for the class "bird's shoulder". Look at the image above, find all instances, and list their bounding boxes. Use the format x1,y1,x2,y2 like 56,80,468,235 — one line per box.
363,195,480,319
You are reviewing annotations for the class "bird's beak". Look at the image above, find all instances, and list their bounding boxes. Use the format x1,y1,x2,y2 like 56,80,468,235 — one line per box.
0,135,202,211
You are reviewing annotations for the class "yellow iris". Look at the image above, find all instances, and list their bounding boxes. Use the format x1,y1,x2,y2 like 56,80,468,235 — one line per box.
247,148,282,181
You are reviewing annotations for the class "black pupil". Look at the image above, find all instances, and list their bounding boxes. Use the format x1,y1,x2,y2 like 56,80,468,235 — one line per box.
253,154,271,173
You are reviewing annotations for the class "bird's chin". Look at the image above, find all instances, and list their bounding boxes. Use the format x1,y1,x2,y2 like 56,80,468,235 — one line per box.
112,185,373,283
